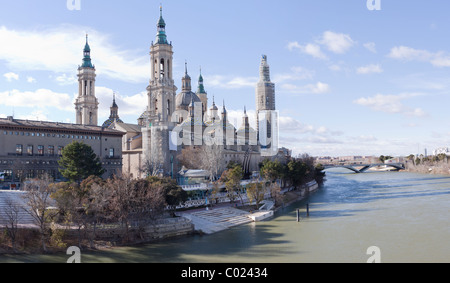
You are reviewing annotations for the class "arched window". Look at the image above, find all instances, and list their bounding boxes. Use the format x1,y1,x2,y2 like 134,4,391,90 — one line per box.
167,59,171,79
160,58,165,79
167,99,171,117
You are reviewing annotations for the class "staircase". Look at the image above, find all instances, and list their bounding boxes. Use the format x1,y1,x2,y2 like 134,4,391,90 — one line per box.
0,191,35,226
182,207,253,234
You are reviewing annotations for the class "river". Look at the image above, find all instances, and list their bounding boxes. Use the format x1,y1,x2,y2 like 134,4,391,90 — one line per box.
1,170,450,263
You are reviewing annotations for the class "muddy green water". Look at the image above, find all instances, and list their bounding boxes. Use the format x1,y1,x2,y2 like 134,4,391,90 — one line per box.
1,170,449,263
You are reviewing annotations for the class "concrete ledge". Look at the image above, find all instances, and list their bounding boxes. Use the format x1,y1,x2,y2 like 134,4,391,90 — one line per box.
248,210,274,222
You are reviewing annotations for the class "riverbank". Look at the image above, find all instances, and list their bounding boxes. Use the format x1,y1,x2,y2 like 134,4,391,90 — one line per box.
404,161,450,175
0,181,321,256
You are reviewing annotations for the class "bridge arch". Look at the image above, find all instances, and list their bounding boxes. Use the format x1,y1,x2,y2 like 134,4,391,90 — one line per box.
322,163,405,174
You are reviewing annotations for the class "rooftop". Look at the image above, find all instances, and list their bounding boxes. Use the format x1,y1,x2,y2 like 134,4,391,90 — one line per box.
0,117,124,136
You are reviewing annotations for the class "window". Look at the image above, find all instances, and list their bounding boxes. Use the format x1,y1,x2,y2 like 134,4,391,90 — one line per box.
16,145,23,155
109,148,114,158
48,146,55,156
58,146,63,156
37,145,44,156
27,145,33,156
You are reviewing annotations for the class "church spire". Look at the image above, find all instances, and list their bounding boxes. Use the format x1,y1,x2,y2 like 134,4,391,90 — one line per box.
182,61,192,92
197,66,207,94
156,5,169,45
81,34,94,68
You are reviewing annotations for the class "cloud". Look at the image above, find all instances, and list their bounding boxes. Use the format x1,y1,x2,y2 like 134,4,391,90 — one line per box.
26,76,36,83
0,25,150,83
279,116,343,136
354,93,428,117
281,82,330,94
288,42,328,60
356,64,383,74
95,86,147,120
364,42,377,53
388,45,450,67
318,31,356,54
3,72,19,81
53,73,78,85
206,75,259,89
273,66,315,83
17,110,49,121
0,89,74,112
288,31,356,60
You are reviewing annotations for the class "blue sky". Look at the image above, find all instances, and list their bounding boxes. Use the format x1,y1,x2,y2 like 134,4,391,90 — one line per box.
1,0,450,157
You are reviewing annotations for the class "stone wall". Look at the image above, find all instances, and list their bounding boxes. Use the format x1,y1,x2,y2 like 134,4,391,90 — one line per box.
64,217,194,244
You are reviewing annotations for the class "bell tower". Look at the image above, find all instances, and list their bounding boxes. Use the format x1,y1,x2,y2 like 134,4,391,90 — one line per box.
256,55,276,138
75,35,98,126
146,6,177,124
142,6,178,177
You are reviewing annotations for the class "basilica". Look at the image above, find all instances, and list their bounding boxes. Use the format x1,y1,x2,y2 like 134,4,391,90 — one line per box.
105,7,285,180
85,7,284,180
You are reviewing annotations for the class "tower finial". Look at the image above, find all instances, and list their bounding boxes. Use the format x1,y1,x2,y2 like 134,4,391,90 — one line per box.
185,60,188,75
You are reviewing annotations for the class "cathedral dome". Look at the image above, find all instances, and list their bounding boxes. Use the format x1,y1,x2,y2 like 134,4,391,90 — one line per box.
176,91,201,109
210,101,218,111
102,117,123,128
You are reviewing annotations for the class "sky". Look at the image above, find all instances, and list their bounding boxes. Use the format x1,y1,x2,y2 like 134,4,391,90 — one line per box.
1,0,450,158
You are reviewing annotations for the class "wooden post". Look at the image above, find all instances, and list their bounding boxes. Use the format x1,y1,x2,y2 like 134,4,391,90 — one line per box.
297,209,300,222
306,203,310,217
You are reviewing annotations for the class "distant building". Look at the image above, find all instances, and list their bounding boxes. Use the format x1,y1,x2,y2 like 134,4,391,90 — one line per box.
433,147,450,156
0,116,123,187
0,36,124,188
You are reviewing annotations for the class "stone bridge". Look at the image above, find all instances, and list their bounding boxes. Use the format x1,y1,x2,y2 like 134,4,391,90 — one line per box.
322,163,405,173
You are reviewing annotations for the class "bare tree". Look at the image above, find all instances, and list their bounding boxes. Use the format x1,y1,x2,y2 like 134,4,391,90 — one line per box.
199,143,226,182
132,179,167,240
140,159,166,178
246,182,266,210
22,174,57,253
85,182,111,248
177,146,203,170
0,197,23,252
269,183,283,207
106,174,135,241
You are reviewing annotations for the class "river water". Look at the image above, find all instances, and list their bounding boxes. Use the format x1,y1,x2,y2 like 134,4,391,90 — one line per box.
2,170,450,263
